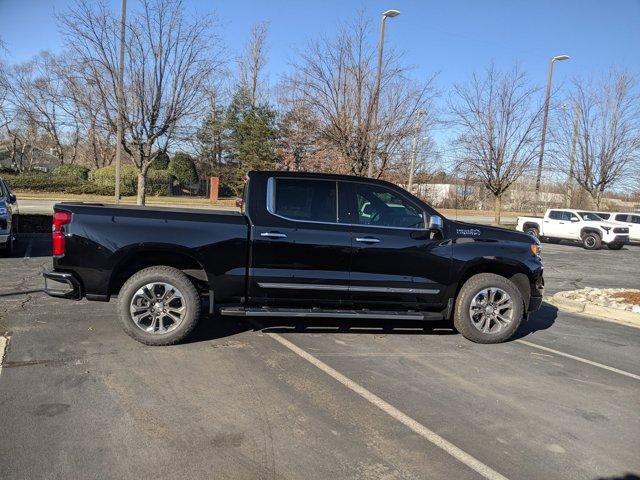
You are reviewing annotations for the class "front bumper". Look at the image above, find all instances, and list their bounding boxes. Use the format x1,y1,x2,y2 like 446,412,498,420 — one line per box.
607,235,629,245
528,273,544,312
43,271,82,300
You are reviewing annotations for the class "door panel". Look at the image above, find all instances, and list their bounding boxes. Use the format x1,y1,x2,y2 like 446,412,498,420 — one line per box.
249,178,352,307
349,227,451,309
344,181,450,310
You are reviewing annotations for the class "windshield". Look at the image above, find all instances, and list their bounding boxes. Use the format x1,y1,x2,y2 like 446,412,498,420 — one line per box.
578,212,603,221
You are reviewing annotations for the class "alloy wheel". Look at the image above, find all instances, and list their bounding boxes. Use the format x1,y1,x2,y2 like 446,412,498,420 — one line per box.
468,287,514,334
129,282,186,334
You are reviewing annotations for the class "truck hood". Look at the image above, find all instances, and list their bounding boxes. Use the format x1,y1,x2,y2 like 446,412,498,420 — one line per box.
448,220,537,244
582,220,619,228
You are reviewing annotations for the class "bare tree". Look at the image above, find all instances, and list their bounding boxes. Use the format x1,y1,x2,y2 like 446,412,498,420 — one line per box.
60,0,221,204
551,71,640,208
0,38,10,132
449,64,543,224
238,22,269,108
4,53,79,164
285,16,436,177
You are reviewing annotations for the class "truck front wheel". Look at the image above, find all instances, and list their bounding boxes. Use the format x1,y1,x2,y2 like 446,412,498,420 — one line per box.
582,232,601,250
524,226,539,239
117,266,201,346
453,273,524,344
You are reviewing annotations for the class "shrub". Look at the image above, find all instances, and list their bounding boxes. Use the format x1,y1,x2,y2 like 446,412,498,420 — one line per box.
53,164,90,180
168,152,198,183
146,169,173,196
90,165,138,196
2,172,113,195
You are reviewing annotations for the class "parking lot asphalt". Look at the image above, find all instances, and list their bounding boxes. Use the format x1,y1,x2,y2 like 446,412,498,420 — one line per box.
1,237,639,480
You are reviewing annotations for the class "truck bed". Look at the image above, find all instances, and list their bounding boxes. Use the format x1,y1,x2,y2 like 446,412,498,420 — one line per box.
53,202,249,301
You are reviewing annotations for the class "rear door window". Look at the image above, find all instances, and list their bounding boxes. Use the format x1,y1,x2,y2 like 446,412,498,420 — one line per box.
548,211,563,220
273,178,337,223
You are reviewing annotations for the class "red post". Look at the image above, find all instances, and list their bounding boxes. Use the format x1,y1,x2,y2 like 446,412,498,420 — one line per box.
209,177,219,202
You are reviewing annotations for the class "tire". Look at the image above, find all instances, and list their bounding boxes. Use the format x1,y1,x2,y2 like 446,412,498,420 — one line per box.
582,232,601,250
607,243,624,250
117,266,201,346
524,227,539,239
453,273,524,344
1,231,13,257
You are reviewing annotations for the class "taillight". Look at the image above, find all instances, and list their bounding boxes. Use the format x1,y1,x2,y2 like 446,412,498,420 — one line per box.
52,210,72,256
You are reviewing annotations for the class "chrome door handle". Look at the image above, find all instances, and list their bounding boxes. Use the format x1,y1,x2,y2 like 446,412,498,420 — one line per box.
261,232,287,239
356,237,380,244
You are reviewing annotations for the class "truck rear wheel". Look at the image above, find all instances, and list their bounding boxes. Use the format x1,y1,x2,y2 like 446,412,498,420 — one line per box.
117,266,201,346
582,232,601,250
453,273,524,344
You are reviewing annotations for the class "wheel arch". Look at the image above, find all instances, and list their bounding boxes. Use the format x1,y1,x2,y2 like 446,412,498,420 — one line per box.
522,221,541,232
108,244,210,297
580,227,601,238
453,260,532,309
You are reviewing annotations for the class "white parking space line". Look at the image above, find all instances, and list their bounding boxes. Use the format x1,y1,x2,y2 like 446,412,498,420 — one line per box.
516,339,640,381
0,335,8,377
267,331,510,480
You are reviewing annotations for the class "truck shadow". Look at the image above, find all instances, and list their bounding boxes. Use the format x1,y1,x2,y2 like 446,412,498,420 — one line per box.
186,302,557,344
594,475,639,480
186,316,458,344
255,318,458,336
512,302,558,340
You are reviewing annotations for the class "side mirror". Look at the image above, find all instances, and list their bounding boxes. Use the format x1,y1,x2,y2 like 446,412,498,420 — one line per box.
570,217,579,222
8,193,16,204
428,215,443,231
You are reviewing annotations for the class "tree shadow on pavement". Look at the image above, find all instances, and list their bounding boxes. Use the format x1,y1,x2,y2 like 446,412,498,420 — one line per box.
512,302,558,340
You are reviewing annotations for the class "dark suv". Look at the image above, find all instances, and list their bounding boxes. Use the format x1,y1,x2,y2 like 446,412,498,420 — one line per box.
0,177,16,255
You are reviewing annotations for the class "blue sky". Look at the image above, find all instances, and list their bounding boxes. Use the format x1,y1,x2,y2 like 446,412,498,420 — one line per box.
1,0,639,161
1,0,638,87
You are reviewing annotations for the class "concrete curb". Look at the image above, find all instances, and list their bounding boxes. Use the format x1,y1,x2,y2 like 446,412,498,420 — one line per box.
548,292,640,329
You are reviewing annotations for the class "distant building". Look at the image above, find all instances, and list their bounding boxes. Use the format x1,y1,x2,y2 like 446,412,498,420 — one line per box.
0,144,61,172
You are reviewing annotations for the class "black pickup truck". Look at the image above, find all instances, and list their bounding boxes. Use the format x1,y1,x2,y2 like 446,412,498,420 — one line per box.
44,171,544,345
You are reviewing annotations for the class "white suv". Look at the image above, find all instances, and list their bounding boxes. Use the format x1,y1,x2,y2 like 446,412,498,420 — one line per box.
597,212,640,243
517,209,629,250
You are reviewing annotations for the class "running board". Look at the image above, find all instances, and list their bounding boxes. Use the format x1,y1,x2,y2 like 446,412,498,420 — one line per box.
219,306,443,321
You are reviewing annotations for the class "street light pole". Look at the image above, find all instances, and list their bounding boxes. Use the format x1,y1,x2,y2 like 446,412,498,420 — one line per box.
408,110,425,192
565,102,580,208
114,0,127,204
534,54,570,205
367,9,400,178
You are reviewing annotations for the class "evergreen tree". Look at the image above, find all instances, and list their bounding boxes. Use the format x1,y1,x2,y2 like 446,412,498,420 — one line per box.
223,88,279,194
